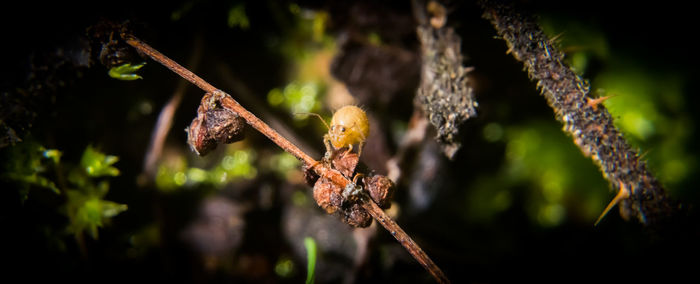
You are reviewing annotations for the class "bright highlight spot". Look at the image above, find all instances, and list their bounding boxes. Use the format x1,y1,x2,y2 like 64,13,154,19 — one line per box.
275,256,295,278
174,172,187,186
538,203,565,226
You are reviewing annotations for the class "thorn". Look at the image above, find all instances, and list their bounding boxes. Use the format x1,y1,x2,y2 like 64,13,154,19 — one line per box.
549,32,564,43
586,95,615,111
594,181,630,226
637,149,651,161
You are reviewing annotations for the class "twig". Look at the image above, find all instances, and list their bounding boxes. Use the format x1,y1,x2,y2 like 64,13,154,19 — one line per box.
214,63,320,158
141,36,203,181
121,33,450,283
479,0,680,225
363,200,449,282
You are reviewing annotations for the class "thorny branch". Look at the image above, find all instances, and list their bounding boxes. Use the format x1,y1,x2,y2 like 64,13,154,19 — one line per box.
480,0,680,225
121,33,450,283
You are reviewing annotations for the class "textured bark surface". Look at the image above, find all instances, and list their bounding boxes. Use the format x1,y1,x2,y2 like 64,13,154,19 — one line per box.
414,0,478,159
480,0,680,225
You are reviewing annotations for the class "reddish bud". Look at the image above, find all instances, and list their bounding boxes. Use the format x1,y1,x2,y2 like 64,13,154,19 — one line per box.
313,177,343,214
364,175,395,209
332,150,359,178
187,115,216,156
343,203,372,228
205,108,245,144
186,92,246,156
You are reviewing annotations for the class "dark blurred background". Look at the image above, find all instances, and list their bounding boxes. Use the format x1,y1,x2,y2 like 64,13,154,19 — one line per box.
1,0,698,283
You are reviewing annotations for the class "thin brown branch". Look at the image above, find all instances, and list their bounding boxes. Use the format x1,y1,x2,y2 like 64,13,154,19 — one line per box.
122,34,450,283
363,200,450,283
214,63,320,158
479,0,680,225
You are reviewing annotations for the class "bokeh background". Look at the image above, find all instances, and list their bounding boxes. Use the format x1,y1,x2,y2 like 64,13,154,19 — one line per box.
2,1,698,283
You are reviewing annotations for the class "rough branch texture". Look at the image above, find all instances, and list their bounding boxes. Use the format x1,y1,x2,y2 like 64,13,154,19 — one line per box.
480,1,679,225
414,0,478,159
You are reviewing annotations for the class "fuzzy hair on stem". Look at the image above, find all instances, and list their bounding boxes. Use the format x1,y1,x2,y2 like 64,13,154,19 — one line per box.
479,0,680,225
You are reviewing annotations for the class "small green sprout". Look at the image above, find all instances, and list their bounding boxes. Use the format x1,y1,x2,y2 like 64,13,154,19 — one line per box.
108,62,146,80
304,237,317,284
81,145,120,177
65,181,127,240
65,146,127,240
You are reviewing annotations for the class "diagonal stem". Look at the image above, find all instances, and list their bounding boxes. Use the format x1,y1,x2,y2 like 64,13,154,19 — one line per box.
363,200,450,283
122,33,450,283
479,0,679,225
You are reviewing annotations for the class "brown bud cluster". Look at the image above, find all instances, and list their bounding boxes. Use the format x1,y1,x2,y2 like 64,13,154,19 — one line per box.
306,149,395,228
187,92,245,156
364,175,394,209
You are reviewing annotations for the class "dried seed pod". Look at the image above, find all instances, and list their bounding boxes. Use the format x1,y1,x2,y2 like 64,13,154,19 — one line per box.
332,150,359,178
343,203,372,228
364,175,395,209
187,115,216,156
312,175,373,228
313,177,343,214
204,108,245,144
302,164,320,186
186,92,246,156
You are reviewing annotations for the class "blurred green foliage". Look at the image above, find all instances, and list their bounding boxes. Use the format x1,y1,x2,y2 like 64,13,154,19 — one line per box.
126,225,160,259
265,151,302,181
278,3,333,60
596,69,693,188
265,4,341,136
1,140,61,200
274,255,295,278
267,81,323,117
228,3,250,30
2,142,126,239
469,121,609,226
156,147,258,191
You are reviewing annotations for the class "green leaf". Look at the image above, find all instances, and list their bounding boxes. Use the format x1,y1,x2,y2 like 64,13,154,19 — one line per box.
108,62,146,80
304,237,317,284
65,189,127,240
81,145,120,177
1,140,62,198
